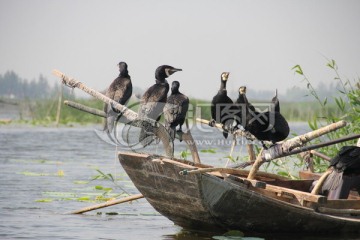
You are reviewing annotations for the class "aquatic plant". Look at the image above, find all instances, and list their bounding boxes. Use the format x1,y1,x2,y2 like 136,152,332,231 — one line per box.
292,59,360,172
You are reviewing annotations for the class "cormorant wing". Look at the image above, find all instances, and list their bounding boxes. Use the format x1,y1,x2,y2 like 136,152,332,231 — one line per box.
113,78,132,105
139,83,169,119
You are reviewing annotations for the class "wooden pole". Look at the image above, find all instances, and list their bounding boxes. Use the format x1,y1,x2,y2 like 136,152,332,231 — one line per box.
247,149,264,180
196,118,223,129
64,100,106,118
52,70,174,157
225,135,237,167
235,133,360,169
310,150,331,161
182,119,201,163
310,168,333,195
232,121,350,169
55,85,63,127
71,194,143,214
195,118,256,140
53,70,137,121
63,99,201,163
246,144,256,161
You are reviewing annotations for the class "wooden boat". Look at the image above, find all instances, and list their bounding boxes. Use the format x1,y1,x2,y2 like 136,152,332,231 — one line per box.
53,71,360,236
119,151,360,235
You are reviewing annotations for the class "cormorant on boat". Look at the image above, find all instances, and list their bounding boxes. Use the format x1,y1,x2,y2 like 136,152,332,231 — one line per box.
210,72,236,139
103,61,132,134
164,81,189,140
268,89,289,142
138,65,182,145
272,89,280,112
322,145,360,199
138,65,182,120
235,86,289,148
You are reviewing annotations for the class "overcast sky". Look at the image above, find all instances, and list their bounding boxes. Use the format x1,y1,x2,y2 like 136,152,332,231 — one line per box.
1,0,359,100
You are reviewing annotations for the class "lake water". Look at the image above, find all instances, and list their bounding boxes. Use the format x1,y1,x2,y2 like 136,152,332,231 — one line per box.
0,123,357,240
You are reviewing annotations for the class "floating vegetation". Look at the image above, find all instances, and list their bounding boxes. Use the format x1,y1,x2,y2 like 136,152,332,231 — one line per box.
57,170,64,176
200,148,217,153
18,170,65,177
90,169,129,195
19,171,51,176
178,149,191,160
37,190,120,203
35,198,53,203
73,180,89,184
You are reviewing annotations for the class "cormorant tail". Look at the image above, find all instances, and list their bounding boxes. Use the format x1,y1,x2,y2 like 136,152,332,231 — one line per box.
322,170,344,193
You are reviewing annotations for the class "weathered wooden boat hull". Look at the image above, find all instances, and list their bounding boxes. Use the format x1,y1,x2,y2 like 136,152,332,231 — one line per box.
119,152,360,235
119,152,220,229
201,174,360,234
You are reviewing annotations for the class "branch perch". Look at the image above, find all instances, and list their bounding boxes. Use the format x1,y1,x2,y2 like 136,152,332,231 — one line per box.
196,118,256,140
233,121,350,169
53,69,173,157
64,100,106,118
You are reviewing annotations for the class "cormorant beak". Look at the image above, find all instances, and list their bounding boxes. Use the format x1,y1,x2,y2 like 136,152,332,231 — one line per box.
274,89,278,98
239,86,246,94
166,68,182,76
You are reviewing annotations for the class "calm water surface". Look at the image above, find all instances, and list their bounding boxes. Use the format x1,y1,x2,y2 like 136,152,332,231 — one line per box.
1,123,357,240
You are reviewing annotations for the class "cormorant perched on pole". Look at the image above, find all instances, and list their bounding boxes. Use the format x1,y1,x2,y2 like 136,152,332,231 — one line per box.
235,86,289,147
272,89,280,112
164,81,189,140
103,61,132,134
268,89,289,143
138,65,182,145
321,144,360,199
210,72,236,139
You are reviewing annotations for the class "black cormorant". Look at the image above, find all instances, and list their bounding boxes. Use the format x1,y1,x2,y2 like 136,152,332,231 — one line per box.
321,145,360,199
103,61,132,134
235,86,289,147
164,81,189,140
210,72,236,139
268,89,289,142
138,65,182,120
138,65,182,144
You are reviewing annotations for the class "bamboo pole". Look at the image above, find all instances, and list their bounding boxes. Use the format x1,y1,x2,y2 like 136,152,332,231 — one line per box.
182,119,201,163
196,118,223,129
247,149,264,180
64,100,106,118
63,99,201,163
52,70,174,157
53,70,137,121
236,133,360,169
195,118,256,140
55,85,63,127
71,194,143,214
310,168,333,195
246,144,256,161
276,120,347,156
310,150,331,161
233,121,349,169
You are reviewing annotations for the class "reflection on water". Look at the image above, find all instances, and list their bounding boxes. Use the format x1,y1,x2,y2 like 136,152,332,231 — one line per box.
0,123,356,240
